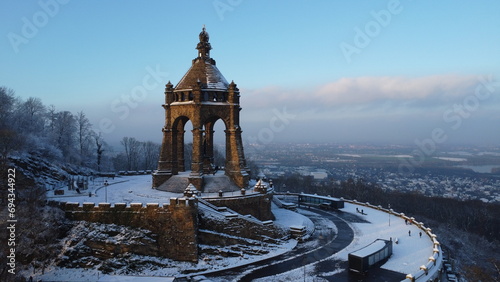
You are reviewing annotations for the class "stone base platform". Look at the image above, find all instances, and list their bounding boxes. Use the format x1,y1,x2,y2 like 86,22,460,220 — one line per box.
156,170,241,193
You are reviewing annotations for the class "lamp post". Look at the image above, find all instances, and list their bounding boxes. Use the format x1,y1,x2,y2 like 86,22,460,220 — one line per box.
104,180,109,203
388,203,391,226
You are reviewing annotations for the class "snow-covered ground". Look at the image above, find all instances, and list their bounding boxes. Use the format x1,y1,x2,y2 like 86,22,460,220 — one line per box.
48,174,260,204
256,202,437,281
48,175,182,204
35,178,306,281
28,208,299,281
336,203,434,274
44,175,437,281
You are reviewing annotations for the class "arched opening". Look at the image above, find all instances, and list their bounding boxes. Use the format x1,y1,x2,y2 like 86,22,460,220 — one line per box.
202,117,226,175
172,116,193,173
182,120,194,171
212,119,226,171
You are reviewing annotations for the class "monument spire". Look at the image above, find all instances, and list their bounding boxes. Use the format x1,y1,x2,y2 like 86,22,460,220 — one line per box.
196,25,211,59
153,27,249,190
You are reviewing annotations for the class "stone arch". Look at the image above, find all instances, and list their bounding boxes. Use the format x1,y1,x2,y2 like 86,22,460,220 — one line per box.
152,27,249,189
171,116,191,173
201,116,229,174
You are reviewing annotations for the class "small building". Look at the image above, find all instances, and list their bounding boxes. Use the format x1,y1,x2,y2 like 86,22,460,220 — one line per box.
298,194,344,209
310,171,328,180
348,239,393,273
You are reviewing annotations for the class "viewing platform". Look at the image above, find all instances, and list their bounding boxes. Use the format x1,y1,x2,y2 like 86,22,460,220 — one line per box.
275,193,444,281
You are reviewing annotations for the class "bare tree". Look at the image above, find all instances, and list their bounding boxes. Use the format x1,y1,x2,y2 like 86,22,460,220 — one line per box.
0,87,16,129
0,129,21,162
15,97,46,134
94,132,105,172
45,105,57,137
50,111,76,161
0,87,18,161
184,142,193,170
142,141,160,170
121,137,142,171
75,111,94,164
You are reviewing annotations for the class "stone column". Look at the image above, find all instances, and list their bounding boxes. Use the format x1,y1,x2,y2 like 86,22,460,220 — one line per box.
190,128,204,174
189,128,204,189
203,129,215,174
176,130,185,172
153,126,174,188
224,128,249,188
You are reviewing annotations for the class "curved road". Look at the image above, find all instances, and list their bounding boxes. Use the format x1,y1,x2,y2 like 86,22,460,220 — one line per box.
207,207,354,281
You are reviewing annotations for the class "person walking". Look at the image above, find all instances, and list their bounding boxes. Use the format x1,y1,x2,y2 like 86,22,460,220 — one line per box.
408,230,411,236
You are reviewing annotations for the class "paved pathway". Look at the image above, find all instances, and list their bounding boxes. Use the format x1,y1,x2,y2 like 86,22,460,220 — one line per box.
205,207,353,281
207,206,406,281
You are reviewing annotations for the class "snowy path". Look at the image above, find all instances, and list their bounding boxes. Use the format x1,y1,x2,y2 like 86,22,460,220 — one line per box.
243,208,354,281
251,202,436,281
206,207,354,281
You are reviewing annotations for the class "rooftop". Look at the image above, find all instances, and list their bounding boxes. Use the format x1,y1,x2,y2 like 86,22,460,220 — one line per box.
175,26,229,91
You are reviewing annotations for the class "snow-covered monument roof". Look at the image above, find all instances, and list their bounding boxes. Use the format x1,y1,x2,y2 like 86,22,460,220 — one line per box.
175,26,229,91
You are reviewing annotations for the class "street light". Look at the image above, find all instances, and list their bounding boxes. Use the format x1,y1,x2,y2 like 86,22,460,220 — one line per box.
104,180,109,203
388,203,391,226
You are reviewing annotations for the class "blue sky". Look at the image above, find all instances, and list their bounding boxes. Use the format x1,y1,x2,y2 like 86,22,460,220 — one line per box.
1,0,499,148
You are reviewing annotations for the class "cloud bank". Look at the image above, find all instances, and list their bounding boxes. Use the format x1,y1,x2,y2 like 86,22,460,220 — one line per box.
94,74,499,146
237,74,499,145
243,74,482,111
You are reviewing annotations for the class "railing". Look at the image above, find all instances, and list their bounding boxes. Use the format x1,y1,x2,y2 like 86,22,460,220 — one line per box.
341,198,443,282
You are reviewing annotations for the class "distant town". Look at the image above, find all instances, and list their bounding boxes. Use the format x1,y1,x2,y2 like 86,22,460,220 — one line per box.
243,143,500,203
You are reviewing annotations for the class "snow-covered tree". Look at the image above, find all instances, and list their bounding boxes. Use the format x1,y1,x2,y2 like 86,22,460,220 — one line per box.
0,86,16,129
50,110,77,162
0,87,21,160
15,97,46,134
75,111,94,164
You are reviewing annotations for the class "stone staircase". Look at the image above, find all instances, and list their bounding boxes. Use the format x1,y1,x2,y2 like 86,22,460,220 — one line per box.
203,173,240,192
156,174,189,193
156,171,241,193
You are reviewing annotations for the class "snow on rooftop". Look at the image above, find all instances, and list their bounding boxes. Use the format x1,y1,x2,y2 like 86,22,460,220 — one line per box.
272,203,314,236
350,239,388,257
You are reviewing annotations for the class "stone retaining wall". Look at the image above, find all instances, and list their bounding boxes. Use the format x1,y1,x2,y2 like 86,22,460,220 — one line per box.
52,198,199,262
205,193,274,221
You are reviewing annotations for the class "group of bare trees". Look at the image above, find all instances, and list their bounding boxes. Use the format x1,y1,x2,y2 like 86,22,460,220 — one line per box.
0,87,112,171
113,137,160,171
0,86,232,174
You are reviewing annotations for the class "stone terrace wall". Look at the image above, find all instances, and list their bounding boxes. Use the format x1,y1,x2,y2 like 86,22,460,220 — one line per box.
56,198,198,262
199,213,284,244
205,193,274,221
